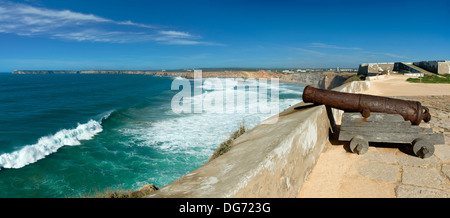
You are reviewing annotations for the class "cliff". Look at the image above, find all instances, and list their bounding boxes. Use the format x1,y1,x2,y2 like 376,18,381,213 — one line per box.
12,70,355,89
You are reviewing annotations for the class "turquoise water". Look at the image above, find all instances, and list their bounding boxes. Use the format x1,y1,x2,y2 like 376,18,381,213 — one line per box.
0,74,304,198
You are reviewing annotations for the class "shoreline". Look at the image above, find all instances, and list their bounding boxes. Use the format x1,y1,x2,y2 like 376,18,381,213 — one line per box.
11,70,356,90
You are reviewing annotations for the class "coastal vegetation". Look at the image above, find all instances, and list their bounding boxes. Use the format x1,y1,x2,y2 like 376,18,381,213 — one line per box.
343,74,366,84
209,123,247,162
406,74,450,84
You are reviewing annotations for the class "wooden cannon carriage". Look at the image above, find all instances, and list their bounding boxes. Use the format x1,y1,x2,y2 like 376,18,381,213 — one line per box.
338,112,445,159
301,85,445,159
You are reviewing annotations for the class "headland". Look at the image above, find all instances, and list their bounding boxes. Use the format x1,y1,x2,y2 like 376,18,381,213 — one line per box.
12,69,356,90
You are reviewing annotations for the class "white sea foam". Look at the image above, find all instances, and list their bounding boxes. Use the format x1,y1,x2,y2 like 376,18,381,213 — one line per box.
123,79,303,159
0,114,109,170
173,76,184,80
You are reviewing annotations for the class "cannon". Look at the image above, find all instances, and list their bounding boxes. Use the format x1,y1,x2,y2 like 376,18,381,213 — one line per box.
301,85,444,158
302,85,431,125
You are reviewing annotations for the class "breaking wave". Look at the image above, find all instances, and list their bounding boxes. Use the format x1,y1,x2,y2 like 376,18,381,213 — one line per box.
0,111,114,170
121,79,302,159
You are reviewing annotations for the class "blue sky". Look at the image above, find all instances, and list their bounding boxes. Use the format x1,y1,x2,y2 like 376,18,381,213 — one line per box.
0,0,449,71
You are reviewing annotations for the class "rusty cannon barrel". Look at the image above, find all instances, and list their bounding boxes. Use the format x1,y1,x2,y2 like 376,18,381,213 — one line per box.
302,85,431,125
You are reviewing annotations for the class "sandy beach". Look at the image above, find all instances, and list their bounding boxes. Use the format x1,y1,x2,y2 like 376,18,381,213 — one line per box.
298,74,450,198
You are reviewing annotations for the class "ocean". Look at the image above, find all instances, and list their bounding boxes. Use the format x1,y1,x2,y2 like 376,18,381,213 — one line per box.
0,73,304,198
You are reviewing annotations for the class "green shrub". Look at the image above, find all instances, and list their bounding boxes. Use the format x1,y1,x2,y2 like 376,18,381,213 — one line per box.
343,74,365,84
406,74,450,83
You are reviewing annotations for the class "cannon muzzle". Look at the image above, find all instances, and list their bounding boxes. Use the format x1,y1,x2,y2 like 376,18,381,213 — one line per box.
302,85,431,125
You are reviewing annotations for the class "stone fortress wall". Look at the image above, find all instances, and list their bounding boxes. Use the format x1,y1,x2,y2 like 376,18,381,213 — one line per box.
358,60,450,76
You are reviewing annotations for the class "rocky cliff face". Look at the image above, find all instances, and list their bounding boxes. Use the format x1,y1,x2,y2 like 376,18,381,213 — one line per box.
13,70,354,89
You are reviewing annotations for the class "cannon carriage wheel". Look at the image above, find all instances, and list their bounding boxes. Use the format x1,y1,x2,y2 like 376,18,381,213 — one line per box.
412,138,435,159
348,135,436,159
349,135,369,155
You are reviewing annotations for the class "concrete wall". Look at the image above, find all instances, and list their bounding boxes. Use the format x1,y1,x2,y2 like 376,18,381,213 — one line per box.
413,60,450,75
365,74,387,81
146,80,371,198
358,63,394,76
413,61,439,74
394,62,421,74
438,61,450,74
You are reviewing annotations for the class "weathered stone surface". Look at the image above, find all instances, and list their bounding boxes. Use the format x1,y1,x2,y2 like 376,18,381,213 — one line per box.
297,144,397,198
396,153,440,169
355,161,399,182
396,185,450,198
402,166,448,190
361,148,397,164
434,144,450,163
442,164,450,180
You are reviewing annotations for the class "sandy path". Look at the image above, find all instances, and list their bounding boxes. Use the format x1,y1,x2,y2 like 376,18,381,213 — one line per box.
361,74,450,96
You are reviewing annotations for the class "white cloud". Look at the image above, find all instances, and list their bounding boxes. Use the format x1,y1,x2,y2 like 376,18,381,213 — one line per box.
117,20,155,29
156,30,201,45
159,30,192,38
16,6,111,23
156,30,224,46
383,53,407,59
294,47,326,56
0,0,219,45
291,44,408,67
52,30,130,43
310,42,361,50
